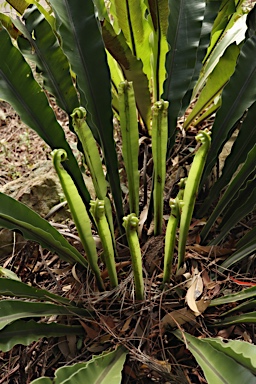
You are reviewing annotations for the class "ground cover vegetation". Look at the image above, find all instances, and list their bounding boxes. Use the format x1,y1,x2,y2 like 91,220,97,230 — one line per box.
0,0,256,382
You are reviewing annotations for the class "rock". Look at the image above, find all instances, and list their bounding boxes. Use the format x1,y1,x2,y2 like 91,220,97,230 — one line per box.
1,161,63,217
0,161,68,258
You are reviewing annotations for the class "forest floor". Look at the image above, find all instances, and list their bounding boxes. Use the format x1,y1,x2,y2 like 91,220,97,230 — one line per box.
0,98,255,384
0,3,256,383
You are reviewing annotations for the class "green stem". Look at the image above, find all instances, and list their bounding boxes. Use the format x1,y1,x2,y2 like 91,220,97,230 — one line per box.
118,81,139,216
71,107,116,249
90,199,118,288
177,129,211,271
163,198,182,284
123,214,144,300
52,149,105,291
71,107,107,199
151,100,169,235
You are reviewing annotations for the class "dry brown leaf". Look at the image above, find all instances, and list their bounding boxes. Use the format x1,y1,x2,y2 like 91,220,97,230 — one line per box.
195,297,211,314
161,308,196,329
101,261,131,279
79,321,99,340
217,325,235,339
189,244,235,256
201,269,211,285
71,264,82,283
186,275,203,315
58,336,76,360
87,343,108,353
121,316,133,333
138,204,149,238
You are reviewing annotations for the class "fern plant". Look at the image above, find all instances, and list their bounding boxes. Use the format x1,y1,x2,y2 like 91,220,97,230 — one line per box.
0,0,255,382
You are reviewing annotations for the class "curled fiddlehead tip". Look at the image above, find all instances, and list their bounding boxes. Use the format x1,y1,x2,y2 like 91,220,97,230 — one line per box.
90,199,105,220
118,80,132,92
51,148,67,165
196,129,212,147
123,213,139,231
169,197,184,216
152,99,169,114
178,177,187,190
71,106,87,119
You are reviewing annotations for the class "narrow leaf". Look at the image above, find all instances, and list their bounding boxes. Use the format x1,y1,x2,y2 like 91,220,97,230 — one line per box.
102,20,151,129
31,346,128,384
200,145,256,242
210,286,256,307
0,278,72,306
174,330,256,384
184,43,240,129
0,320,84,352
181,0,222,108
200,338,256,374
203,0,244,65
0,193,88,268
16,6,79,115
0,26,90,206
112,0,151,80
194,13,247,96
219,237,256,271
212,312,256,327
236,227,256,249
213,177,256,244
48,0,123,230
163,0,206,140
202,34,256,184
6,0,28,14
0,300,89,330
145,0,169,101
198,101,256,216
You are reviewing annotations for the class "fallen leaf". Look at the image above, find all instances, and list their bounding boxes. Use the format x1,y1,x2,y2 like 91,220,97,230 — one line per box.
121,316,133,333
189,244,235,256
162,308,196,329
196,297,211,314
79,321,99,340
186,275,204,315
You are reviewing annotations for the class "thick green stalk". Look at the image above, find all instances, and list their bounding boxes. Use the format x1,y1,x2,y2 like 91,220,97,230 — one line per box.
123,214,144,300
151,100,169,235
52,149,104,291
118,81,139,216
71,107,107,199
177,129,211,271
71,107,115,246
163,198,182,284
90,200,118,288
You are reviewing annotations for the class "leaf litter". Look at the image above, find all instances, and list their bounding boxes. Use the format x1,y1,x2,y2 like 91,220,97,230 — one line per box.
0,100,256,384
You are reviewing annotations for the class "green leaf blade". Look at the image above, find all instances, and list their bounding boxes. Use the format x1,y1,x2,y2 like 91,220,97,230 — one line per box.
174,330,256,384
0,320,84,352
48,0,123,228
202,34,256,184
0,26,90,206
0,300,87,330
0,193,88,268
163,0,206,139
16,5,79,115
